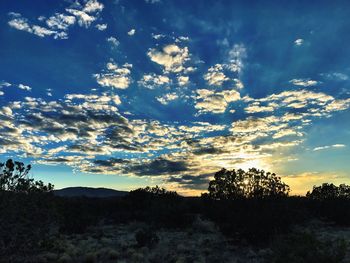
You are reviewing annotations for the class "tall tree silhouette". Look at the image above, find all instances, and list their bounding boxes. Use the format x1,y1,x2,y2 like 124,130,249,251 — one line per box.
206,168,290,200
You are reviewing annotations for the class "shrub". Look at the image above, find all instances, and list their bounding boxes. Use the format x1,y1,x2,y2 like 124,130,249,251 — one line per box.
135,228,159,248
268,231,347,263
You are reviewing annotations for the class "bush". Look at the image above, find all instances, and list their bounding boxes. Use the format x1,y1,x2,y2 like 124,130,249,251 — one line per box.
135,228,159,248
268,231,347,263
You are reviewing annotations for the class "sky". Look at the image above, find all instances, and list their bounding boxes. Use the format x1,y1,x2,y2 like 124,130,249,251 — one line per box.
0,0,350,195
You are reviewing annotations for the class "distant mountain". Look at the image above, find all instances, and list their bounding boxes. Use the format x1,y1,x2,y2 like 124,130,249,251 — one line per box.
54,187,129,198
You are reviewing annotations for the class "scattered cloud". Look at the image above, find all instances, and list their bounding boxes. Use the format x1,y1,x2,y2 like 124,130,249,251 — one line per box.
18,84,31,91
204,64,229,86
313,144,346,151
96,23,107,30
156,93,178,105
138,74,170,89
94,62,132,89
195,89,240,114
8,0,104,39
127,29,136,36
294,38,304,46
289,78,319,87
107,36,120,47
147,44,191,73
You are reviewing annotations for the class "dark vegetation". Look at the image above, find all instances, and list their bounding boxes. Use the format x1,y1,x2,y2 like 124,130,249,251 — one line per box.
1,160,350,262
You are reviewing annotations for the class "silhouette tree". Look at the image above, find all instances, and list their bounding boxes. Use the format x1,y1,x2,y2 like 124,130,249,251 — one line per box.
306,183,350,200
129,185,178,198
206,168,290,200
0,159,53,193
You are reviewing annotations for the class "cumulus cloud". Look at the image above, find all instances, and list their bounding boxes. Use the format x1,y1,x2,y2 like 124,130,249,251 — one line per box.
95,23,107,30
66,0,104,27
138,74,170,89
46,13,76,30
178,76,189,86
195,89,240,114
127,29,136,36
18,84,31,91
204,64,229,86
156,93,178,105
294,38,304,46
94,62,132,89
8,14,60,38
147,44,190,73
8,0,104,39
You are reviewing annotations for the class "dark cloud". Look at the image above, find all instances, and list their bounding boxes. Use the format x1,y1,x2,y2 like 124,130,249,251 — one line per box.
167,174,212,189
127,157,189,176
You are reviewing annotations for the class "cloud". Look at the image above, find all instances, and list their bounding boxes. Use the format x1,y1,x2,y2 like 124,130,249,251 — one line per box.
66,0,104,28
156,93,178,105
94,62,132,89
289,78,319,87
18,84,32,91
127,29,136,36
126,157,189,176
145,0,161,3
8,0,104,39
147,44,190,73
321,72,349,81
107,36,119,47
204,64,229,86
294,38,304,46
8,15,60,38
313,144,346,151
227,44,246,73
178,76,189,86
138,74,170,89
195,89,240,114
46,13,76,30
95,23,107,30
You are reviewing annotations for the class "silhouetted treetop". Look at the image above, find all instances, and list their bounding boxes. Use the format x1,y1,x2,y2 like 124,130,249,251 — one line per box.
306,183,350,200
206,168,290,200
129,185,178,198
0,159,54,193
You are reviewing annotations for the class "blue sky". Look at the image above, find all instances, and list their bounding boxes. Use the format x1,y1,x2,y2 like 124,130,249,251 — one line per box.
1,0,349,195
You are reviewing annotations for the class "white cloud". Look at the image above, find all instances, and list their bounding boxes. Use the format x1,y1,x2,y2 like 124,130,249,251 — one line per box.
65,9,96,27
289,78,319,87
313,144,346,151
294,39,304,46
127,29,136,36
156,93,178,105
107,36,119,47
195,89,240,114
94,62,132,89
46,13,76,30
83,0,104,13
204,64,229,86
9,0,104,39
147,44,190,73
138,74,170,89
178,76,189,86
18,84,31,91
95,23,107,30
